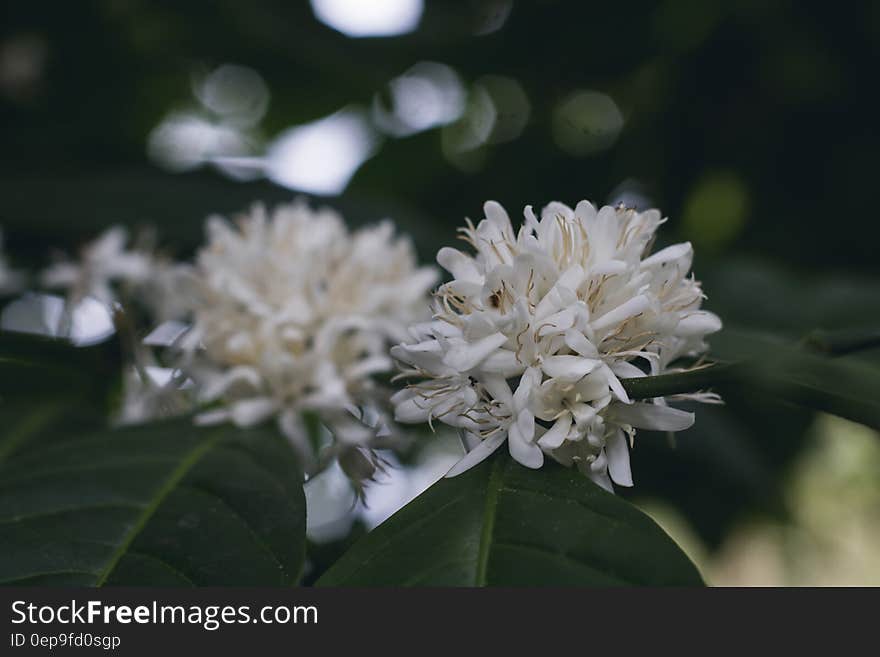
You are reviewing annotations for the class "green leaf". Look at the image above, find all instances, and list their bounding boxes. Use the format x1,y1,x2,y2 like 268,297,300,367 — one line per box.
710,329,880,430
0,418,306,586
0,331,120,402
317,451,703,586
0,401,81,465
618,329,880,431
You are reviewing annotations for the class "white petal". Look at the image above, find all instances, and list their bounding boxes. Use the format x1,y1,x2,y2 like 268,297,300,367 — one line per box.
564,329,599,358
484,200,513,232
445,431,506,477
508,419,543,469
542,355,599,380
641,241,693,269
541,201,574,223
587,205,621,262
557,264,585,291
574,199,597,224
536,308,575,337
514,408,535,443
480,349,525,377
523,205,540,232
143,320,190,347
199,366,262,402
591,259,628,276
390,341,447,373
394,394,431,424
459,429,482,451
570,402,598,429
437,247,482,283
592,295,650,333
230,397,277,427
587,469,615,493
610,361,645,379
91,225,128,258
676,310,722,337
194,408,230,425
606,429,633,487
575,370,612,402
443,332,508,372
602,363,631,404
344,355,392,379
513,367,541,411
537,414,572,449
534,265,584,320
610,402,695,431
482,375,513,407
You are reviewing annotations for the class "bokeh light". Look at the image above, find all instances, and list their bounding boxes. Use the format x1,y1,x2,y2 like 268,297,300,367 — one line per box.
372,62,466,137
442,83,497,170
0,32,48,102
552,90,624,156
193,64,269,128
147,63,268,174
266,108,380,195
473,0,514,35
681,172,750,251
1,293,115,346
147,112,255,172
310,0,423,37
479,75,530,144
608,179,653,211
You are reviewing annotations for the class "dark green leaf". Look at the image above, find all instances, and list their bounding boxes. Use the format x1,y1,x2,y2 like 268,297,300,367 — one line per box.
618,329,880,431
317,451,703,586
623,392,811,547
710,329,880,430
0,418,306,586
0,331,120,402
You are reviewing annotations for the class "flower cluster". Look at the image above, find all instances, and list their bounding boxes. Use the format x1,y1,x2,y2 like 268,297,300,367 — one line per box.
41,226,153,307
391,200,721,491
177,200,438,476
1,193,724,498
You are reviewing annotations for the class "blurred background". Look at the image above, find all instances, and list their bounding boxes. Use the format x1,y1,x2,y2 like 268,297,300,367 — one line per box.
2,0,879,584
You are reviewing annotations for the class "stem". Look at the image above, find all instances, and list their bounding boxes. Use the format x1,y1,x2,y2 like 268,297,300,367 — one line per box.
619,326,880,401
620,363,737,400
111,302,149,383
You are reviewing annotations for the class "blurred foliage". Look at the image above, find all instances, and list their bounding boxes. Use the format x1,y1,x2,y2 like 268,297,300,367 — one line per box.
2,1,880,269
1,0,879,557
0,415,306,586
647,415,880,585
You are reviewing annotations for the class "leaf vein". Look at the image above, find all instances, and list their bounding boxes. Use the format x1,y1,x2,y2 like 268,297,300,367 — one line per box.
181,482,289,580
94,433,220,587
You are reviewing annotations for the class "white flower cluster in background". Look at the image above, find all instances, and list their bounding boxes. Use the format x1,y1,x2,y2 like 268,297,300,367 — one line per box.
392,200,722,491
0,201,437,494
42,226,154,307
175,200,438,477
0,226,155,347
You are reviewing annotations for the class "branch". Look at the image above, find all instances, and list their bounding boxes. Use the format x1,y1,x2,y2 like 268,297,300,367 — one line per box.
619,327,880,401
620,363,736,400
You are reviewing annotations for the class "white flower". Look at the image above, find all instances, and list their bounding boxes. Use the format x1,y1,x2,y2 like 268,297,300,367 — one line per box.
138,258,197,324
116,363,192,426
391,200,722,491
179,199,437,473
42,226,153,306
